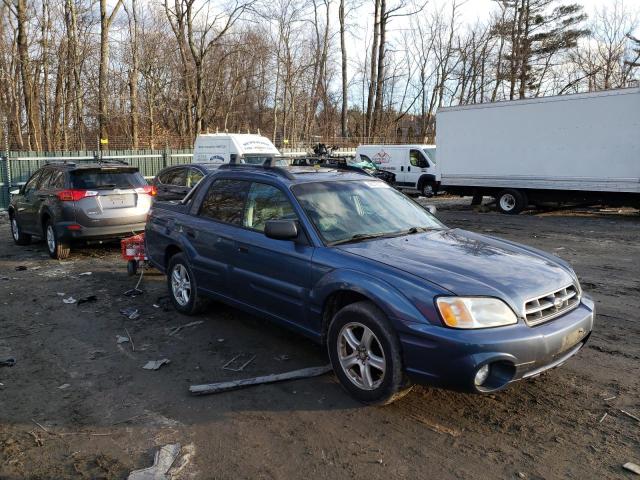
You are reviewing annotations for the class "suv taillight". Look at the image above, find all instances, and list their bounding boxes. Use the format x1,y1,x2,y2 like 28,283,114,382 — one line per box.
57,190,98,201
135,185,157,196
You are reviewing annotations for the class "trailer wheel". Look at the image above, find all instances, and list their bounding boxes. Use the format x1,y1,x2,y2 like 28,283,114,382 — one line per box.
127,260,138,277
496,189,527,214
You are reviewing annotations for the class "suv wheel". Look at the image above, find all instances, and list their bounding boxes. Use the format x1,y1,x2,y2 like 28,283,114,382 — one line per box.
327,301,412,405
167,253,204,314
10,215,31,245
45,220,71,259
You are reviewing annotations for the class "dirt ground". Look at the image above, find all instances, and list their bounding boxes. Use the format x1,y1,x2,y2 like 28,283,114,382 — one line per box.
0,200,639,480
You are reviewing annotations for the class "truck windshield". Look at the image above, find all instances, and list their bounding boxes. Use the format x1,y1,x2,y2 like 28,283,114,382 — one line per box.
291,180,444,245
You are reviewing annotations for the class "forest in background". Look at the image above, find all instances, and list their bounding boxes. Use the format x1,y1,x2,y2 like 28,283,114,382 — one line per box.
0,0,639,151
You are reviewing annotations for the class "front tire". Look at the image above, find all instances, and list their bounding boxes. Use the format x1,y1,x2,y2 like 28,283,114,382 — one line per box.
421,184,434,198
167,253,204,315
496,189,527,214
10,214,31,245
327,301,412,405
45,220,70,259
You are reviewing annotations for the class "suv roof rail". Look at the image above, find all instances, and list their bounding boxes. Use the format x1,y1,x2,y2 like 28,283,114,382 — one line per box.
44,160,77,166
217,162,295,180
98,158,130,166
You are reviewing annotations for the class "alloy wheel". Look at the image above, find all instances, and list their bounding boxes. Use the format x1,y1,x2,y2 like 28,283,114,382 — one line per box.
46,225,56,253
11,218,19,241
171,264,191,306
337,322,386,390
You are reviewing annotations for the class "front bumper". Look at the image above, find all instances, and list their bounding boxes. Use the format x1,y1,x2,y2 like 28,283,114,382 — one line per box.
399,296,595,392
55,222,146,242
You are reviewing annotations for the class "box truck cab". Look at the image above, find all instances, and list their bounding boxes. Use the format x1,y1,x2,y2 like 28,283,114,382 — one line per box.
355,144,437,196
193,133,280,165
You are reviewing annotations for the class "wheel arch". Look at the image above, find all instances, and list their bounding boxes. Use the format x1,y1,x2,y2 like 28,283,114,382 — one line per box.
417,174,437,191
164,244,183,269
314,269,426,345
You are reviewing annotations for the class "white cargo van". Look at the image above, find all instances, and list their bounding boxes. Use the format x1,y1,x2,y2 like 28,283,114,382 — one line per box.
193,133,280,164
355,144,437,196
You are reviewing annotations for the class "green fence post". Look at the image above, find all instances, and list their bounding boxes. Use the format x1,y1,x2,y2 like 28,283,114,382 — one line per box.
0,153,8,210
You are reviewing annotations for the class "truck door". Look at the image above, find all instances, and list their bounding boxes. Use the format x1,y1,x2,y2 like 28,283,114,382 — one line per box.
232,181,313,325
187,179,250,296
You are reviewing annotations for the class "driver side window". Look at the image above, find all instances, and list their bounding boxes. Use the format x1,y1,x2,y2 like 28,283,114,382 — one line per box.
410,149,428,168
244,183,297,232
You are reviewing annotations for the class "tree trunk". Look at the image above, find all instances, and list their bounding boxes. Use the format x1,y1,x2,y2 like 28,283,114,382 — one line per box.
365,0,381,137
98,0,123,142
339,0,348,137
371,0,386,136
16,0,41,150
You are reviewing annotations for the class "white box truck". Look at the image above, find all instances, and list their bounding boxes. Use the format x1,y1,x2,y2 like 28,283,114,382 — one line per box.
193,133,280,164
435,87,640,213
355,144,437,196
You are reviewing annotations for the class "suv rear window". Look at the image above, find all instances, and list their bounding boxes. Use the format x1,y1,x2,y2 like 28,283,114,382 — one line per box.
70,170,146,189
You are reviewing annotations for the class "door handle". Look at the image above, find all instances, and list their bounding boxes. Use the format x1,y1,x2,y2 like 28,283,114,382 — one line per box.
238,246,249,254
400,166,404,172
407,166,411,172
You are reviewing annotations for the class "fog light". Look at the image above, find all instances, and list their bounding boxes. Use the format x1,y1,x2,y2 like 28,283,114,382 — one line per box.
475,364,490,386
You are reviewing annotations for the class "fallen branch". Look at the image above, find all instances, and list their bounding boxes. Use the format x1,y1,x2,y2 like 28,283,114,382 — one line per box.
189,364,333,396
125,327,135,352
620,409,640,423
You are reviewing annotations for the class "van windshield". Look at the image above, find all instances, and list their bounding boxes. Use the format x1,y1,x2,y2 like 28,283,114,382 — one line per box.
423,148,436,164
292,180,444,245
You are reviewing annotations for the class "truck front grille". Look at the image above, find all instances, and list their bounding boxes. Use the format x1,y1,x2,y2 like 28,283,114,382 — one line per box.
524,285,580,326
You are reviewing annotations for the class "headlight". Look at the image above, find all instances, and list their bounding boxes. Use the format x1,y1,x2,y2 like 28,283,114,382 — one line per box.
436,297,517,329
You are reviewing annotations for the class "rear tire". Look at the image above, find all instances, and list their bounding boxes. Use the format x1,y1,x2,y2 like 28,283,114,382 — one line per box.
167,253,204,315
327,301,412,405
45,220,71,259
496,189,528,215
10,214,31,246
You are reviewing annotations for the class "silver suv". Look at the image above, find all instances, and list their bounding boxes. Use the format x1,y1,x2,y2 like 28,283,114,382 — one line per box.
8,161,155,259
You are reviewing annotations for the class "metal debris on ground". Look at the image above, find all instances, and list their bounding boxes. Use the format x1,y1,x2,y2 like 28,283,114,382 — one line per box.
116,335,130,344
58,383,70,390
77,295,97,306
127,443,181,480
190,364,333,395
222,353,256,372
167,320,204,336
0,357,16,367
63,296,77,304
120,307,140,320
143,359,170,370
124,267,145,298
78,272,92,276
623,463,640,475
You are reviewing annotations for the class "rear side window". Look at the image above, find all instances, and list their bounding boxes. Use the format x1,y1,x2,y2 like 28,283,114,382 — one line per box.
70,170,145,189
159,168,187,186
23,170,43,193
199,179,250,225
48,171,65,189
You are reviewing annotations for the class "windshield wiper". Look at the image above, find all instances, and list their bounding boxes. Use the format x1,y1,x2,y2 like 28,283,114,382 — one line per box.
93,184,118,189
329,232,393,246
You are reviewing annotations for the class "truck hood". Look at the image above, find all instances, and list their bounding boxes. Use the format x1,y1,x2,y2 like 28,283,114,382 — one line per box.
337,228,577,314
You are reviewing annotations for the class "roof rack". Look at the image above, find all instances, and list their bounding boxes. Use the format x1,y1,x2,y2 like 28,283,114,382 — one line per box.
318,161,371,176
217,161,295,180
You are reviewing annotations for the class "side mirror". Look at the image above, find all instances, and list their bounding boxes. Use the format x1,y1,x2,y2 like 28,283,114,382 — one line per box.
9,188,20,195
425,205,437,215
265,220,298,241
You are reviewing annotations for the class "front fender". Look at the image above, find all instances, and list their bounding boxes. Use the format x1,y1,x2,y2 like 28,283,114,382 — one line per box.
310,268,429,329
